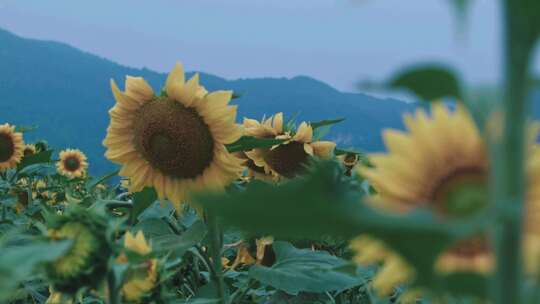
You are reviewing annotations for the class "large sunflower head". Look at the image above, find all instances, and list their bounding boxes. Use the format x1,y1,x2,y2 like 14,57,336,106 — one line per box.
103,62,244,211
46,208,111,293
244,113,336,180
353,103,540,296
0,123,24,170
57,149,88,179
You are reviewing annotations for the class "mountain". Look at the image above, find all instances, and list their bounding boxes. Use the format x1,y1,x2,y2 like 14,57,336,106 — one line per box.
0,28,416,174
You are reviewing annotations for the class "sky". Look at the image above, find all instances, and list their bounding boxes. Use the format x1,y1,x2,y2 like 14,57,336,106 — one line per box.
0,0,538,92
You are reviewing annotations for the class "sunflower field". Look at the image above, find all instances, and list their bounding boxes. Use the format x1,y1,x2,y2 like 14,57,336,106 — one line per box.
2,1,540,304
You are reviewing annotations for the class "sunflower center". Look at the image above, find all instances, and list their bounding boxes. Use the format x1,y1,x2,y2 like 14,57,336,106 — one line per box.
0,133,14,162
133,97,215,179
432,168,488,218
264,142,309,178
64,157,81,172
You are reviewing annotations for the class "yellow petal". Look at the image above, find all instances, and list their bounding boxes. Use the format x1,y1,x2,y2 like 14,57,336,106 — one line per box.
273,112,284,133
165,62,185,99
311,141,335,159
125,76,154,103
175,73,200,107
110,80,141,111
293,122,313,143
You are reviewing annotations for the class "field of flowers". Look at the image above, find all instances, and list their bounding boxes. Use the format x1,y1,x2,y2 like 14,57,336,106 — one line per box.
1,1,540,303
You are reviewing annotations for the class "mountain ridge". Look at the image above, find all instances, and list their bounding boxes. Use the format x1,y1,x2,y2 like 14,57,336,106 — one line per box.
0,28,416,173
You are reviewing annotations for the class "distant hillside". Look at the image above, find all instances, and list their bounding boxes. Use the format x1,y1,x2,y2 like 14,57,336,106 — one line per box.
0,28,416,174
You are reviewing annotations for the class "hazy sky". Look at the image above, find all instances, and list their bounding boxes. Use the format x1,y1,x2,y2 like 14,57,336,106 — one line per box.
0,0,538,92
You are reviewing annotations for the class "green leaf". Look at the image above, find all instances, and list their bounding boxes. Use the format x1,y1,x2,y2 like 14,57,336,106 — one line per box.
16,163,54,177
0,240,72,301
17,150,53,171
310,118,344,141
130,187,158,223
310,118,345,130
86,169,119,191
133,218,174,239
389,64,463,102
441,272,488,298
249,242,367,295
226,136,286,153
152,220,207,257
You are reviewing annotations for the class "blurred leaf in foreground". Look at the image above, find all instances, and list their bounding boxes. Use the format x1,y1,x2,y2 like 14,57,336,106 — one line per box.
196,161,488,294
389,64,463,102
0,238,72,301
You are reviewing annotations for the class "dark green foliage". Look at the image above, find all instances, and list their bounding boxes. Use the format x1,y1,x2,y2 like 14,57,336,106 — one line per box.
130,187,158,223
248,242,367,295
0,237,72,301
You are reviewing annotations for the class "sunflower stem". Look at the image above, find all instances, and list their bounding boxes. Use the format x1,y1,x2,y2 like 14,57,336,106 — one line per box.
206,210,226,304
490,1,536,303
107,270,121,304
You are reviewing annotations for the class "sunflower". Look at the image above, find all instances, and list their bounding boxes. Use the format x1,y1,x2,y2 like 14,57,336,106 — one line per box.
120,231,159,303
23,144,36,157
103,62,244,210
0,123,24,170
57,149,88,178
35,179,50,199
256,236,275,266
223,236,275,270
124,230,152,256
352,103,540,296
45,288,72,304
46,208,111,293
244,113,336,180
234,151,273,182
337,152,360,176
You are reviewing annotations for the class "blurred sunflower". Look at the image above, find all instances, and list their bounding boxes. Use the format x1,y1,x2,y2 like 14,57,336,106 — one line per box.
244,113,336,180
23,144,36,156
352,103,540,296
103,62,244,210
45,288,72,304
119,231,159,303
0,123,24,170
57,149,88,178
46,208,110,293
